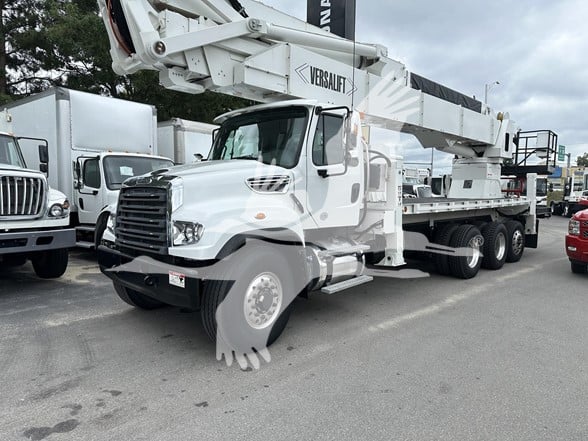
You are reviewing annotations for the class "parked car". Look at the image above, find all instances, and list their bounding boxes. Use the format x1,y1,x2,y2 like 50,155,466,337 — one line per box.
566,208,588,273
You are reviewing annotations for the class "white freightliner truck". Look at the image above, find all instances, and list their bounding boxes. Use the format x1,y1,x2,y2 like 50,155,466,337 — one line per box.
157,118,217,164
96,0,558,354
4,88,174,248
549,170,588,217
0,110,75,278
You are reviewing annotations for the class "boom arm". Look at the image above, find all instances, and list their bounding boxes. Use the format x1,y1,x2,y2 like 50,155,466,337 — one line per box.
100,0,517,160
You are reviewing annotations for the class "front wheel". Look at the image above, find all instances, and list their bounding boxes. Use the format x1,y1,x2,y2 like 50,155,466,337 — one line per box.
571,261,588,274
551,203,563,216
201,243,297,352
32,249,69,279
113,282,166,309
94,214,109,249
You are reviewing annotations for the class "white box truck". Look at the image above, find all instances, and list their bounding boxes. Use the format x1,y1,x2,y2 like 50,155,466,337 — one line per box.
1,109,75,278
4,88,174,248
157,118,217,164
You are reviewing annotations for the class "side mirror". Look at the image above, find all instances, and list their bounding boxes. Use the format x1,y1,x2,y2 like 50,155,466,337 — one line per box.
38,144,49,174
73,160,82,189
38,144,49,164
193,153,204,163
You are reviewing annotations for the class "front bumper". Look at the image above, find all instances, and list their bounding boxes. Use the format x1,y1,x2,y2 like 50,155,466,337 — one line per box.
98,245,203,309
0,228,76,255
566,235,588,264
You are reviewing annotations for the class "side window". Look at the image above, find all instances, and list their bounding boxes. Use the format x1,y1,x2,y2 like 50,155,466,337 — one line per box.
83,158,101,189
312,114,344,166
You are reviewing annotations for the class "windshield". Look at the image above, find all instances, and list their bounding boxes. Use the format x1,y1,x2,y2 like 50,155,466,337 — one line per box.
210,107,308,169
536,178,547,197
0,134,26,168
103,156,174,190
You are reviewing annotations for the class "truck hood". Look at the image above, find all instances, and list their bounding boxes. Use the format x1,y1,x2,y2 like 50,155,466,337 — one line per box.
0,164,43,176
126,160,294,188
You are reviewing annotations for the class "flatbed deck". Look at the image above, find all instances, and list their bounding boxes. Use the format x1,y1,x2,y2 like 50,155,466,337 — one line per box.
402,196,531,224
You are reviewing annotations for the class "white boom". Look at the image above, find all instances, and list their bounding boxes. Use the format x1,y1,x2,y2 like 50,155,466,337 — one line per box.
99,0,521,197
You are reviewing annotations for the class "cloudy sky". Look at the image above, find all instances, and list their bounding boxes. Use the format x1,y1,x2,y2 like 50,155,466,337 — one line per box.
260,0,588,174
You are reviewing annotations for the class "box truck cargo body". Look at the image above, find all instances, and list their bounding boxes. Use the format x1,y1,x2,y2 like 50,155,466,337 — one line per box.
5,88,174,247
157,118,217,164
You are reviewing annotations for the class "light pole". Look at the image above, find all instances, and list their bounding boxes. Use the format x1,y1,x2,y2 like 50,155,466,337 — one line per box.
484,81,500,104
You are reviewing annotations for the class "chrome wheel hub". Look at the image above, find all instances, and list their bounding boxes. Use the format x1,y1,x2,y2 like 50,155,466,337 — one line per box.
511,230,524,255
495,233,507,260
243,272,283,330
467,236,482,268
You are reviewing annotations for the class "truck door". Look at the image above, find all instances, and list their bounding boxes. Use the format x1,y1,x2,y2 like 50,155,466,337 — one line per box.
306,112,363,228
76,156,103,225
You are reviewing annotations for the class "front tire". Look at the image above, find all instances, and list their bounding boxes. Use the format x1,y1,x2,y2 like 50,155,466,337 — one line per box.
201,243,296,351
94,214,109,249
32,249,69,279
113,282,166,309
571,261,588,274
551,203,563,216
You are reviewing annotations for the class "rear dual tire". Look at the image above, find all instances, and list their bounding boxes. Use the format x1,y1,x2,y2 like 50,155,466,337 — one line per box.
447,225,483,279
481,222,508,270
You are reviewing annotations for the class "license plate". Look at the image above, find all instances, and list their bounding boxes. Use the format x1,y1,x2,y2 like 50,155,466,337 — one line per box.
169,271,186,289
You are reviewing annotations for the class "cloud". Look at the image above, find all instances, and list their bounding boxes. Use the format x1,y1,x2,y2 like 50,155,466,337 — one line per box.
258,0,588,163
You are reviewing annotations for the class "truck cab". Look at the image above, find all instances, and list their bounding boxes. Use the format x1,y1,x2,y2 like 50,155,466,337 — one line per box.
74,152,173,247
0,110,75,278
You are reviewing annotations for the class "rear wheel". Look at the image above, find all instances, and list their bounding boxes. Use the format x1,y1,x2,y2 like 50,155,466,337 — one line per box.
113,282,166,309
571,261,588,274
481,222,508,270
448,225,483,279
433,223,459,276
504,220,525,263
32,248,69,279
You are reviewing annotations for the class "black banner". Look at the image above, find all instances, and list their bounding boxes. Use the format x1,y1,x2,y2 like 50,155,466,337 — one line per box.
307,0,356,40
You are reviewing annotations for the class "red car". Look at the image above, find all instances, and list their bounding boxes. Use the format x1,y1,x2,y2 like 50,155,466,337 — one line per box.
566,209,588,273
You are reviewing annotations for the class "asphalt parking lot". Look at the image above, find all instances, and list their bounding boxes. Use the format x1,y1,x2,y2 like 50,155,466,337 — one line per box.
1,215,587,441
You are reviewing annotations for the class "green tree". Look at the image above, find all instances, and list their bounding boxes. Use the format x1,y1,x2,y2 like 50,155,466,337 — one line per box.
1,0,46,100
1,0,250,122
576,152,588,167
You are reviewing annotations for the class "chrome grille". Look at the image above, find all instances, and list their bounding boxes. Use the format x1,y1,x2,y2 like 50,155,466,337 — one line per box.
0,175,44,218
115,187,168,255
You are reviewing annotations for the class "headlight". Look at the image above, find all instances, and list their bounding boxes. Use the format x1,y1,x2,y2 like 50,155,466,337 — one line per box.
172,221,204,246
569,219,580,236
48,200,70,218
